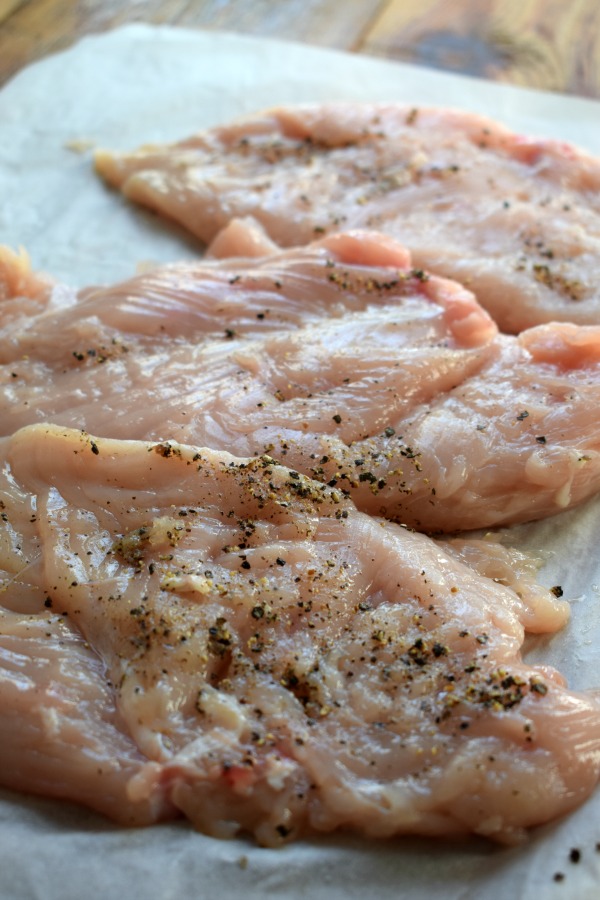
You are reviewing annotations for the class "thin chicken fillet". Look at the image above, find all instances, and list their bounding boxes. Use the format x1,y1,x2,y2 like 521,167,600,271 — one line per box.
1,424,596,846
95,104,600,333
3,232,600,531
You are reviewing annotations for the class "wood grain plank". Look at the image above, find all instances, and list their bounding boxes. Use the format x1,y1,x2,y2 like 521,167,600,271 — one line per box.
2,0,600,98
0,0,26,25
361,0,600,98
0,0,386,87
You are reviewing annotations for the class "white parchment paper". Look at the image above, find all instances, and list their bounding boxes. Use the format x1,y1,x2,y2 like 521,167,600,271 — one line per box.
0,25,599,900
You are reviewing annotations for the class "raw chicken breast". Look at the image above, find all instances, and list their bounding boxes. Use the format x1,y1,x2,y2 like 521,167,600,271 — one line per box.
0,246,57,324
95,104,600,333
437,537,568,635
1,423,594,845
0,609,176,825
286,322,600,531
3,233,600,531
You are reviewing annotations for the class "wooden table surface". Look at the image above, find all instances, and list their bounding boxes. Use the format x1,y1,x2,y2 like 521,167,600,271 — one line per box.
1,0,599,99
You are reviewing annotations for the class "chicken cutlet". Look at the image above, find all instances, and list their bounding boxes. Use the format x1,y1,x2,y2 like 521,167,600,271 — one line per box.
1,424,594,846
2,232,600,531
95,104,600,333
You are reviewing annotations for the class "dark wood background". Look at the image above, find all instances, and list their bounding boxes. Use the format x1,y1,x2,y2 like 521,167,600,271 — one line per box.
1,0,599,98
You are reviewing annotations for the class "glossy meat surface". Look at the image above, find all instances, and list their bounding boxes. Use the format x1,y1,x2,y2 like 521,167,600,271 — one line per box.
1,424,594,845
95,104,600,333
3,233,600,531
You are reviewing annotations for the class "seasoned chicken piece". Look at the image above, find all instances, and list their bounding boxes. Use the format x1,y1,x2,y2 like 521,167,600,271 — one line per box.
95,104,600,333
437,537,567,634
0,424,594,845
2,232,600,530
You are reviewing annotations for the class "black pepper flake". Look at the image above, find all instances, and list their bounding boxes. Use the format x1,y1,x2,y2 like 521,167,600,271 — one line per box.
208,618,232,654
569,848,581,864
44,597,53,608
535,435,547,443
276,558,286,566
275,824,291,838
241,560,251,570
529,678,548,696
553,872,565,882
359,472,377,484
550,585,563,598
332,414,342,424
516,410,529,421
384,426,395,437
153,442,179,458
90,441,99,455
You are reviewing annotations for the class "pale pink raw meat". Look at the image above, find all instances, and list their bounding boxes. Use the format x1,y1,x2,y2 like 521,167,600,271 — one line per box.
2,232,600,531
0,247,56,325
95,104,600,333
438,537,568,635
1,423,595,845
